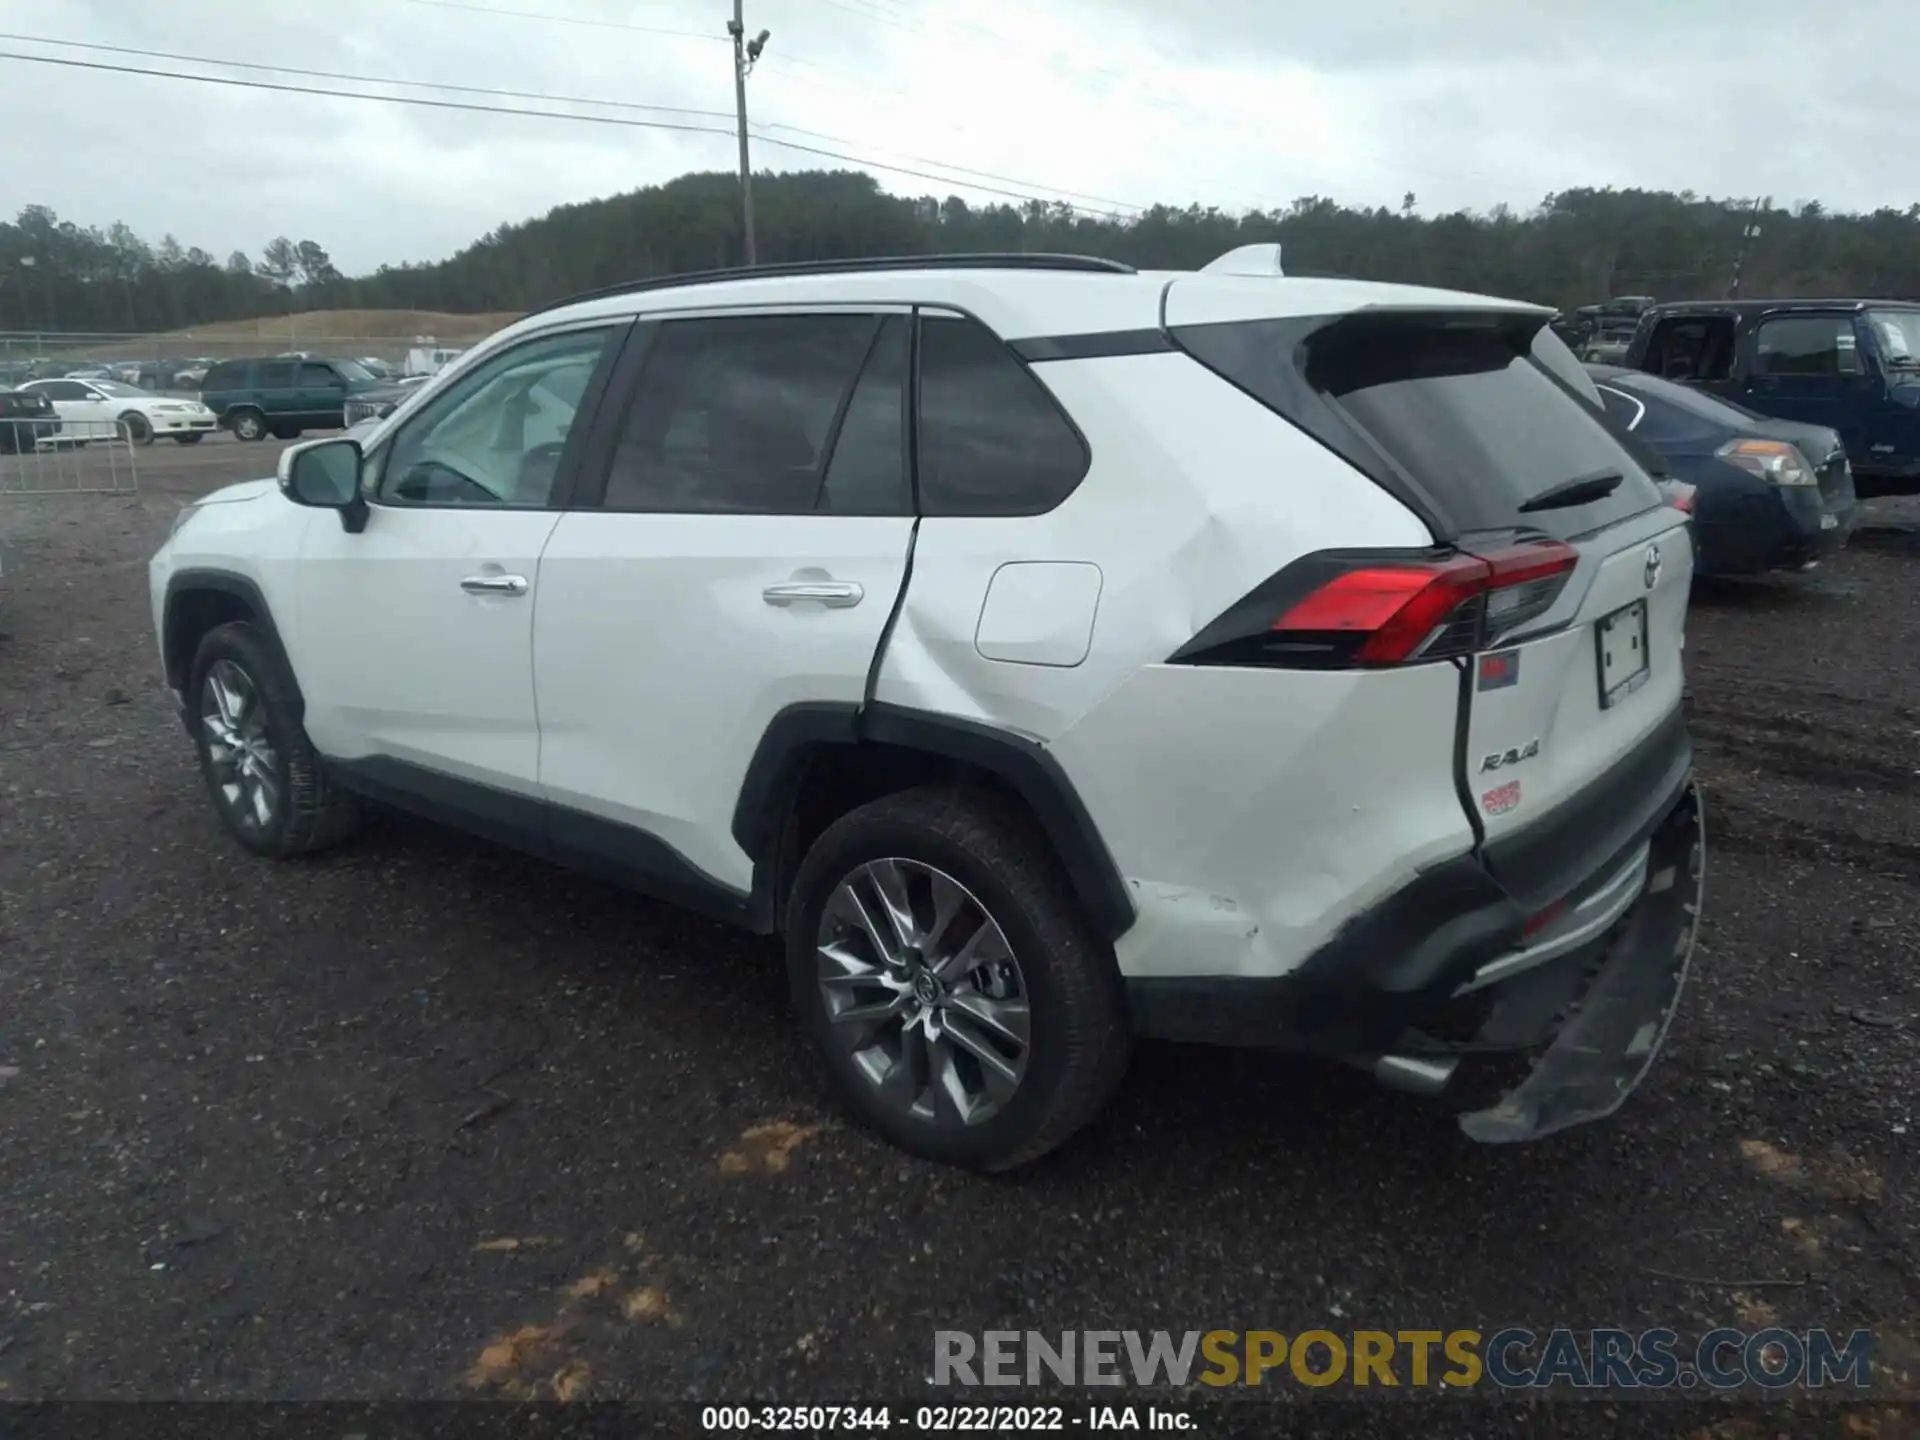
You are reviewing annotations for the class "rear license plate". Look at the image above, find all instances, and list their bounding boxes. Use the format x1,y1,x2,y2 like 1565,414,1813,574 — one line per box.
1597,600,1650,708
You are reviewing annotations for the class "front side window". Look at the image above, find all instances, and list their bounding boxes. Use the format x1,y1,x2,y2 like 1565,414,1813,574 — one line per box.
299,363,341,388
378,327,616,508
1754,315,1861,377
600,313,885,514
916,315,1089,516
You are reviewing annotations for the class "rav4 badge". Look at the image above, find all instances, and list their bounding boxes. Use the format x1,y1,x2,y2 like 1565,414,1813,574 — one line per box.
1479,738,1540,773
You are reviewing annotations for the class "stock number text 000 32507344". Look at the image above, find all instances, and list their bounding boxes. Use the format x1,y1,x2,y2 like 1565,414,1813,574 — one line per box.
699,1405,1198,1432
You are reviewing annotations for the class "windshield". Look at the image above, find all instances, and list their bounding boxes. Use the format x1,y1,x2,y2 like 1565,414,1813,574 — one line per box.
1868,310,1920,367
91,380,150,398
335,359,378,383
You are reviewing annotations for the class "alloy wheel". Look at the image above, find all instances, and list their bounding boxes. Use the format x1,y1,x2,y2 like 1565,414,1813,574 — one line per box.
815,858,1031,1127
201,659,281,833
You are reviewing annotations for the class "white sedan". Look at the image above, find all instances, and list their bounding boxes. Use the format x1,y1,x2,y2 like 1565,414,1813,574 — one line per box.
19,378,218,446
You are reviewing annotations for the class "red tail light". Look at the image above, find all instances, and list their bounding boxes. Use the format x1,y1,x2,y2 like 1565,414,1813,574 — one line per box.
1658,479,1696,515
1174,540,1580,670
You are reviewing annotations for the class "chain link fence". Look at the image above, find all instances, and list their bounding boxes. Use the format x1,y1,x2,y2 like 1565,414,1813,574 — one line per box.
0,328,488,396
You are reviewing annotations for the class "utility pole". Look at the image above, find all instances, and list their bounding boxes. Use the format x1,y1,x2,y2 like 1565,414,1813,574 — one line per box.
728,2,770,265
1727,194,1769,300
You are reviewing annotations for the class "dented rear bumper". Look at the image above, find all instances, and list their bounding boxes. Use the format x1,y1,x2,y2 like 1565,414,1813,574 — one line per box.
1455,779,1702,1141
1124,738,1704,1141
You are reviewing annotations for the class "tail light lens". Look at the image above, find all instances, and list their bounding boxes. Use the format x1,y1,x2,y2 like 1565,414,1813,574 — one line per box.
1174,540,1580,670
1717,438,1817,487
1657,478,1697,514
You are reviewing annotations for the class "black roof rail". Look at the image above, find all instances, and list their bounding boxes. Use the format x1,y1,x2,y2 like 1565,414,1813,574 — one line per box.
526,252,1136,317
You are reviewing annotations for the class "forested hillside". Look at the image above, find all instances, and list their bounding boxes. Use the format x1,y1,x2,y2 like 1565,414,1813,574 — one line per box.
5,169,1919,333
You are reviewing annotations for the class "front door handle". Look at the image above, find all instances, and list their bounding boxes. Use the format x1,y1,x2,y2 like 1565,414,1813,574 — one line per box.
762,580,864,608
460,573,529,597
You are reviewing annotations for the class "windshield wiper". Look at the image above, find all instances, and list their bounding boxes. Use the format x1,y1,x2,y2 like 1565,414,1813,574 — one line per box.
1518,469,1624,513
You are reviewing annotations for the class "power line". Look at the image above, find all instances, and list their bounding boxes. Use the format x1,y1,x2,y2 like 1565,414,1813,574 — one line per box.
0,31,739,122
390,0,723,43
0,32,1139,213
0,48,1134,215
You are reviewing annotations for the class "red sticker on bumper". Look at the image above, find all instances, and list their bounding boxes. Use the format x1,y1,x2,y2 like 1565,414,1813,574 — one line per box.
1481,780,1522,815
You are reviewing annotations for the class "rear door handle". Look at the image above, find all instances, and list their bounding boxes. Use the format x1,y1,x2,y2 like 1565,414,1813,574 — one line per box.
762,581,864,608
460,574,529,596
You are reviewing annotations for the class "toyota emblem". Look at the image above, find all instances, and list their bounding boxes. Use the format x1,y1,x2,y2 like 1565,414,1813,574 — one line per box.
1643,545,1663,591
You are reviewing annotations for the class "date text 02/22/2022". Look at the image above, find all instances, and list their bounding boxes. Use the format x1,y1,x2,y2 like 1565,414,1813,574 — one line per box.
699,1404,1195,1431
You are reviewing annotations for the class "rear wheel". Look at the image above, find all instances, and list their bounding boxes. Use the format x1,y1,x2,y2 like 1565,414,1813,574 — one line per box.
230,408,266,442
786,785,1129,1171
117,411,154,446
187,622,361,859
270,424,303,441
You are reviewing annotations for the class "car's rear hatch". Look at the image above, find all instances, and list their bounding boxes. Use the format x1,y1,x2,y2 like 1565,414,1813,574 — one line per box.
1167,289,1692,903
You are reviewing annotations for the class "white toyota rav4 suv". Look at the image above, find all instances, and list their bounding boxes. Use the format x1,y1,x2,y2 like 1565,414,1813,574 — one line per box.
150,249,1704,1171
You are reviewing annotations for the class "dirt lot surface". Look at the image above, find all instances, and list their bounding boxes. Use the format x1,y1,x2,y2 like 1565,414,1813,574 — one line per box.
2,439,1916,1435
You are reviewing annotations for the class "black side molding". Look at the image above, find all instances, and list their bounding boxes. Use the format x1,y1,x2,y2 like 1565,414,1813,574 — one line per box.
1010,328,1177,363
328,756,761,931
860,704,1136,941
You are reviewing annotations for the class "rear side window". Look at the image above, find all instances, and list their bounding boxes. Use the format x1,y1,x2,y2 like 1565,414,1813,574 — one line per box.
258,361,295,390
1174,311,1663,541
916,315,1088,516
1642,316,1736,382
601,313,883,514
203,362,245,390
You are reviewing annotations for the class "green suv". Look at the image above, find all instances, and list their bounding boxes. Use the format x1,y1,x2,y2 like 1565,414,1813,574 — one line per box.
199,357,388,442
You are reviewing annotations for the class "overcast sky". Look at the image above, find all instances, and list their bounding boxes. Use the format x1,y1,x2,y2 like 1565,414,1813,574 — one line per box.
1,0,1915,275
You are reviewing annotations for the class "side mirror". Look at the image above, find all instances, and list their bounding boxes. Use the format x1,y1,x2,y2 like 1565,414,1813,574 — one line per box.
279,437,369,533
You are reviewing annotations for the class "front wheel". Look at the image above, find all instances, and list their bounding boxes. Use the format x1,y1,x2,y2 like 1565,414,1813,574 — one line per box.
786,786,1129,1171
117,411,154,446
187,621,361,859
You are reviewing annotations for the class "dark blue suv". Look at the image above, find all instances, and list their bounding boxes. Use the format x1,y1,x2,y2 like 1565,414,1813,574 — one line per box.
1624,299,1920,496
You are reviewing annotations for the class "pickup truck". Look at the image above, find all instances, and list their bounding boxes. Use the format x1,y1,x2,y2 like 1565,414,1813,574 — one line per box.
1623,298,1920,496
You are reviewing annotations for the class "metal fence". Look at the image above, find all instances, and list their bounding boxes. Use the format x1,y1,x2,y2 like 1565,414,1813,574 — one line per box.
1,417,139,496
0,328,496,394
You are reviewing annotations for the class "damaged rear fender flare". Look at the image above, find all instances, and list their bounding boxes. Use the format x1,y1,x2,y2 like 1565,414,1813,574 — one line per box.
731,701,1137,943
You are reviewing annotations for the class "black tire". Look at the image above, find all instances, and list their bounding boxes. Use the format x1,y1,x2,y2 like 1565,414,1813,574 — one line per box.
187,621,361,860
230,408,267,442
270,425,303,441
786,785,1129,1171
172,433,204,445
117,411,154,446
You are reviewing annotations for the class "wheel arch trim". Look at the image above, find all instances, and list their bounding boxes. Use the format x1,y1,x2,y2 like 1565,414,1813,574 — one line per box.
162,568,291,703
733,701,1137,943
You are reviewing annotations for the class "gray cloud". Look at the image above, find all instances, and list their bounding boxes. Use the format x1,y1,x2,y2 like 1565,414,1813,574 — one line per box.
0,0,1914,276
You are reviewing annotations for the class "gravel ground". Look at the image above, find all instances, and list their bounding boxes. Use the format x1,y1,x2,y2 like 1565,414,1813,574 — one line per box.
1,439,1915,1435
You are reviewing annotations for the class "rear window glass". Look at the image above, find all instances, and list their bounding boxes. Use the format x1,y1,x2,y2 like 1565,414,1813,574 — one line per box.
1174,312,1663,540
